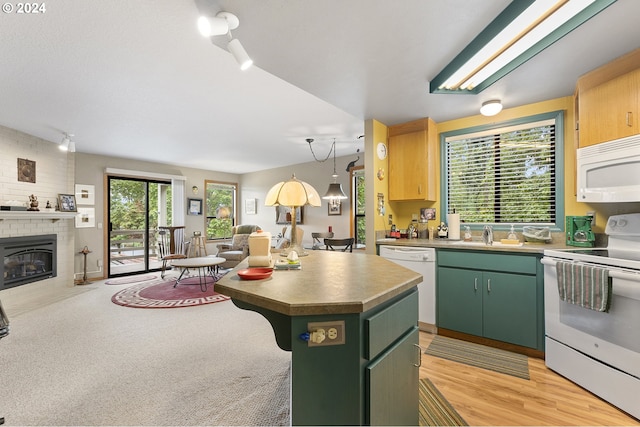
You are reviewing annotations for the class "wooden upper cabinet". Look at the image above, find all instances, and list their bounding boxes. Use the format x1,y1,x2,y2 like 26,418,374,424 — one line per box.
579,69,639,146
576,48,640,147
388,118,437,201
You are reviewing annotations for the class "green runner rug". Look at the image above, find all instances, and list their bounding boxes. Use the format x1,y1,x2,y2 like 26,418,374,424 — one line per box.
419,378,468,426
424,335,530,380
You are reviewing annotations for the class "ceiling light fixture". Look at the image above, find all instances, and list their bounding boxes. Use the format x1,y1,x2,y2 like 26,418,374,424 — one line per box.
306,138,348,207
59,132,75,152
197,11,253,71
480,100,503,116
430,0,616,94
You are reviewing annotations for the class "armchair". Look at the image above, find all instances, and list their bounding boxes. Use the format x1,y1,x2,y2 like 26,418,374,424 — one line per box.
216,225,261,269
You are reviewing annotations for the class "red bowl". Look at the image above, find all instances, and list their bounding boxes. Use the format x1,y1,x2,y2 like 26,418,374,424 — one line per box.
237,267,273,280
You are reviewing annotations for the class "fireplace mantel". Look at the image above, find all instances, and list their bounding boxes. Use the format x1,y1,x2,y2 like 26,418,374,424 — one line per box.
0,211,77,222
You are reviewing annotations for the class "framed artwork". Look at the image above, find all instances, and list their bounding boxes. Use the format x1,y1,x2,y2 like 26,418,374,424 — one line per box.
420,208,436,221
75,184,95,205
58,194,77,212
75,207,95,228
187,198,203,215
275,206,303,224
18,158,36,183
245,198,256,215
328,203,342,216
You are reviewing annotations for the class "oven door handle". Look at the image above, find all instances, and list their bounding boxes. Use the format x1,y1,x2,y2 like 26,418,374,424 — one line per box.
542,257,640,301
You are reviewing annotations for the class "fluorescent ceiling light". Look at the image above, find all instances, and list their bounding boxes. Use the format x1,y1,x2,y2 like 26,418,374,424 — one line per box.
429,0,616,94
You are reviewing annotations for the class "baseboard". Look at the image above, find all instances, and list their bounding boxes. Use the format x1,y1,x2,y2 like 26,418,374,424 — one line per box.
438,328,545,359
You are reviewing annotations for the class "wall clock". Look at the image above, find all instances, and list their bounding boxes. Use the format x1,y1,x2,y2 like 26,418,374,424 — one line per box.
376,142,387,160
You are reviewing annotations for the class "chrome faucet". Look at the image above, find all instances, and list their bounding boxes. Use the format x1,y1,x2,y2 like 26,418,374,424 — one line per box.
482,225,493,245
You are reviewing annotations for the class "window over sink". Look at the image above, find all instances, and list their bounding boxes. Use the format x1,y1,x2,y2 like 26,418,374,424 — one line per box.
441,110,564,230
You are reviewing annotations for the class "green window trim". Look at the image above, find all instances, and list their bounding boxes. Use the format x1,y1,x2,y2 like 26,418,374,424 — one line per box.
440,110,565,231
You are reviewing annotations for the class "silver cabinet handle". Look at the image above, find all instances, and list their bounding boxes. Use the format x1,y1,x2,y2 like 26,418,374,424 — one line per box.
487,278,491,292
413,344,422,367
474,278,478,291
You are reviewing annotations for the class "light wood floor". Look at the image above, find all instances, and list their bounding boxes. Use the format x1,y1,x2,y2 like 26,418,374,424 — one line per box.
419,331,639,426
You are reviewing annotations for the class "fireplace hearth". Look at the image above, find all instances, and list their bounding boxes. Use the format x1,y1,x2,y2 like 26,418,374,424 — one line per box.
1,234,57,290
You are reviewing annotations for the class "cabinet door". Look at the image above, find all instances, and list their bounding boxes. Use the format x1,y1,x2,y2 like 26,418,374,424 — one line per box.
579,69,639,147
482,271,537,348
367,327,419,426
388,131,428,200
437,267,482,336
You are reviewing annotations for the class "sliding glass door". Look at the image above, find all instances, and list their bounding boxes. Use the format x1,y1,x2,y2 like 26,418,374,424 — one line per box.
107,176,172,277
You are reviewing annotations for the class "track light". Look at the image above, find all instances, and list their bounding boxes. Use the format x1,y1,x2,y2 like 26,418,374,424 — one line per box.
197,11,253,71
227,38,253,70
480,100,503,116
197,16,229,37
59,132,74,152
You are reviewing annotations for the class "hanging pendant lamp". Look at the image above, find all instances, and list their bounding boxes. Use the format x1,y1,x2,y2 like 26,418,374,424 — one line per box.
322,140,347,203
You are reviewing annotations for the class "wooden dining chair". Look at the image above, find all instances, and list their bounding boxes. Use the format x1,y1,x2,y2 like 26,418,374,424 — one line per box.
157,227,190,278
324,237,354,252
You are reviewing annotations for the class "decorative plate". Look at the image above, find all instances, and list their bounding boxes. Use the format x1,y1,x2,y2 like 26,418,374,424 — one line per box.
237,267,273,280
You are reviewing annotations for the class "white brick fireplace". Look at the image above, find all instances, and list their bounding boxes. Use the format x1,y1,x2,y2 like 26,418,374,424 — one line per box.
0,125,77,310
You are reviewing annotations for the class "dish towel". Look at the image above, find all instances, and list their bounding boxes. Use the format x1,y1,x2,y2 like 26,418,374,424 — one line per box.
556,261,612,312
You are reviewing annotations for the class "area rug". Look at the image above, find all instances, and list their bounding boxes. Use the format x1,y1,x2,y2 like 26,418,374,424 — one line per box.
111,274,230,308
419,378,468,426
104,274,157,285
424,335,530,380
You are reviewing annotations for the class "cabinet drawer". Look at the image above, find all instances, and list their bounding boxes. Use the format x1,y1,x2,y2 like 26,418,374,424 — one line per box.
364,289,418,360
437,250,538,274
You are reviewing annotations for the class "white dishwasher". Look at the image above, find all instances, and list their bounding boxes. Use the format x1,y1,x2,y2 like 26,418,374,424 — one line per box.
379,245,436,333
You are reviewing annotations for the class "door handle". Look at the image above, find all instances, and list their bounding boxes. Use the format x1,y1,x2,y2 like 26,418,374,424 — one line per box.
413,344,422,367
487,278,491,292
474,277,478,291
627,112,633,127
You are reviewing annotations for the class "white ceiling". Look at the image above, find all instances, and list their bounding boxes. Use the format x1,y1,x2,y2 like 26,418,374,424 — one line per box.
1,0,639,174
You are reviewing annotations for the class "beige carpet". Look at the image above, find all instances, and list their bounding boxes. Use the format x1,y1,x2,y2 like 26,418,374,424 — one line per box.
0,273,291,426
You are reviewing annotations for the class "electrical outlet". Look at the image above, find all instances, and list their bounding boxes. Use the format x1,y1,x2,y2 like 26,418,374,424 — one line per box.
388,214,393,225
306,320,345,347
587,211,595,227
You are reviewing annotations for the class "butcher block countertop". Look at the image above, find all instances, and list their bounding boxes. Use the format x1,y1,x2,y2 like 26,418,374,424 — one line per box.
215,250,422,316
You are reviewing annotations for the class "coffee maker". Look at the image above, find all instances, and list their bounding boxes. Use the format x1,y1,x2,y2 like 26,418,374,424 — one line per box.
566,215,595,247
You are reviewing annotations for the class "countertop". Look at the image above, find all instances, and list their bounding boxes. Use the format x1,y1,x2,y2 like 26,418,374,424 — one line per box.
215,250,422,316
376,237,575,254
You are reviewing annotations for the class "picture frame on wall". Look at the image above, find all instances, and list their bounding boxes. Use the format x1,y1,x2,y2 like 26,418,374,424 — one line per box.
75,184,95,205
75,207,95,228
245,198,256,215
58,194,77,212
328,202,342,216
276,206,303,224
187,198,203,215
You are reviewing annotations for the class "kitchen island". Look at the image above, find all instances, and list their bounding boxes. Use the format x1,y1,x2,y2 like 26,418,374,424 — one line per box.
215,250,422,426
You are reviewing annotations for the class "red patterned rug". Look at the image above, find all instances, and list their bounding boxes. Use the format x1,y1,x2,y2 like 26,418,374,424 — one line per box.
111,274,230,308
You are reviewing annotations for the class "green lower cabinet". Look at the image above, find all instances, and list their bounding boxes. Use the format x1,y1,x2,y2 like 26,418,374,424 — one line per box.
437,267,482,335
437,250,541,350
366,327,420,426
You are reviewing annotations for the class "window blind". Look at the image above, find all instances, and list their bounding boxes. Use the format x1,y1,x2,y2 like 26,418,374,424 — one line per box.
445,118,556,224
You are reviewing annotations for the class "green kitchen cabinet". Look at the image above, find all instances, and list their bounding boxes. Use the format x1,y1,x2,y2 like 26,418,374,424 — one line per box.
437,250,543,351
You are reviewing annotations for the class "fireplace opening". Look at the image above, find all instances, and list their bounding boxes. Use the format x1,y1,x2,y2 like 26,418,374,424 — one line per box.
1,234,57,290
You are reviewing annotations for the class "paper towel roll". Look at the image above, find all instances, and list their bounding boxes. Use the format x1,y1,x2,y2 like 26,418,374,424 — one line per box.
447,213,460,240
248,255,272,267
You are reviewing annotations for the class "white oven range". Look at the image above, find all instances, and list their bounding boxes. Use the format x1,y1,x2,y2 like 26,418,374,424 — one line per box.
542,213,640,419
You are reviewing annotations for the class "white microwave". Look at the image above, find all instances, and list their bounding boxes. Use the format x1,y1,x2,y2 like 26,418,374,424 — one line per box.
577,134,640,203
